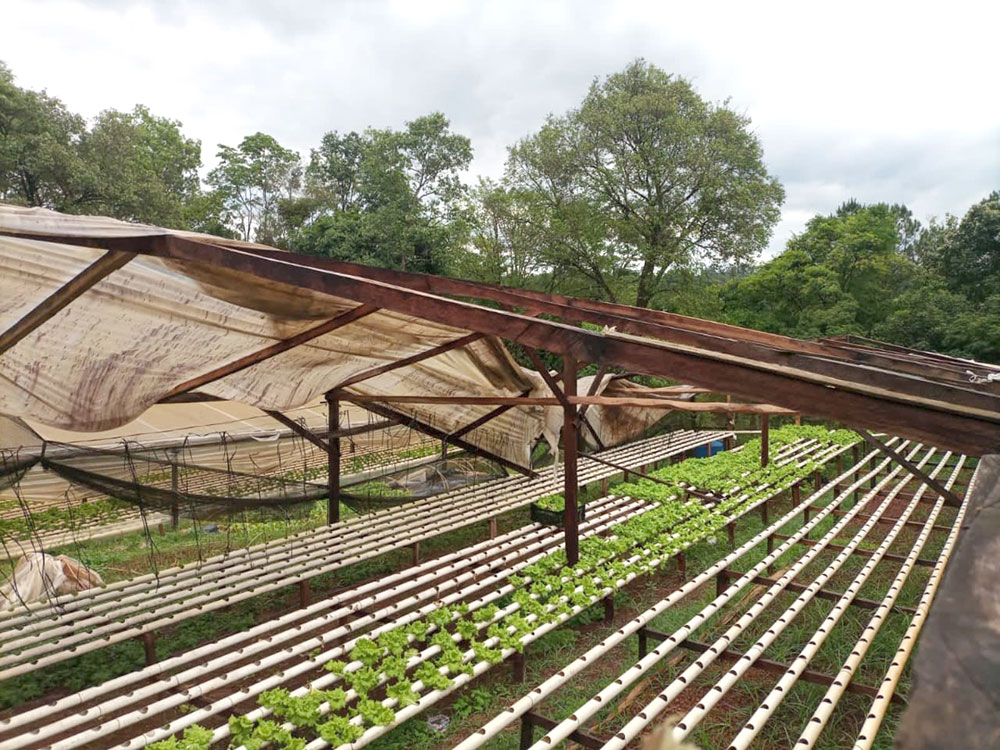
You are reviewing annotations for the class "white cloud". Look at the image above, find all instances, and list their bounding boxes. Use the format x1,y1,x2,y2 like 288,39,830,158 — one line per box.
2,0,997,253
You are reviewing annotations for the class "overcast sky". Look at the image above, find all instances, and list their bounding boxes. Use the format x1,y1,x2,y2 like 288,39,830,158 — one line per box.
3,0,998,254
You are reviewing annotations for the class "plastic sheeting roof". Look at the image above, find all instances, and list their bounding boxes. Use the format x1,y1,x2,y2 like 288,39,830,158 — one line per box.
3,203,996,459
0,206,666,470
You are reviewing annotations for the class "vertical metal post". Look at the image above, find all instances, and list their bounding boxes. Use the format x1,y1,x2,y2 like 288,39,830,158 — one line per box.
725,394,735,451
169,460,180,530
519,715,535,750
326,392,340,525
562,354,579,566
760,414,770,467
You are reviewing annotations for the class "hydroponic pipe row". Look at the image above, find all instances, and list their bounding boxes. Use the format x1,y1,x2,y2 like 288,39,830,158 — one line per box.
543,441,929,750
662,446,954,746
722,452,965,750
0,431,732,679
0,429,721,624
52,491,654,750
849,457,978,750
8,489,652,749
452,438,901,750
52,435,837,749
208,437,854,750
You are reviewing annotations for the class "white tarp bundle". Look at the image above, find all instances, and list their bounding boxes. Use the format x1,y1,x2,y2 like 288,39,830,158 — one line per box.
0,552,104,607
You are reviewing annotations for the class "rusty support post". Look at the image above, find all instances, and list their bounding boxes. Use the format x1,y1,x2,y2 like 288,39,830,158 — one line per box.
512,651,525,683
603,595,615,623
563,354,579,566
677,551,686,579
727,521,736,548
760,498,769,525
326,392,340,525
411,541,420,566
488,516,498,539
169,460,180,529
141,632,157,666
716,569,730,597
760,414,769,467
298,580,312,608
520,715,535,750
638,628,649,659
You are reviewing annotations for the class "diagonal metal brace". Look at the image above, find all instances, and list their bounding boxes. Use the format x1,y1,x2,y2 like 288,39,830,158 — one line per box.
857,429,962,507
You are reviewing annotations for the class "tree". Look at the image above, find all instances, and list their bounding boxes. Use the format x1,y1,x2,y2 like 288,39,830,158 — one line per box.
502,60,784,307
936,191,1000,302
78,105,202,226
294,113,472,273
721,246,859,338
208,132,301,243
722,202,918,336
0,61,86,209
450,179,545,288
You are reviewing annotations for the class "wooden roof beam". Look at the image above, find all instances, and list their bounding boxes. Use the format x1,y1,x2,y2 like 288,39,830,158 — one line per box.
334,332,484,389
161,303,379,401
342,396,537,478
0,249,135,356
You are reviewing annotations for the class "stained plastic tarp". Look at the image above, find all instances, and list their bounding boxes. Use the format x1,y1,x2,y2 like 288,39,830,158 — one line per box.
0,205,680,473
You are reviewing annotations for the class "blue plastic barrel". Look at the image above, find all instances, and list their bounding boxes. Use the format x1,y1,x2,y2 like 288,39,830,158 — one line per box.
694,439,725,458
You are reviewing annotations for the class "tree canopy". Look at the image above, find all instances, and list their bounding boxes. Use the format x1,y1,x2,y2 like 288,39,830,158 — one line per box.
0,57,995,364
496,60,784,306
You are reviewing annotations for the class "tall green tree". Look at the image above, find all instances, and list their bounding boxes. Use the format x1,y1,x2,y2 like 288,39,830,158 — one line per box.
501,60,784,307
450,179,545,288
936,191,1000,302
208,132,301,243
722,202,918,336
294,113,471,273
0,61,86,209
79,105,202,226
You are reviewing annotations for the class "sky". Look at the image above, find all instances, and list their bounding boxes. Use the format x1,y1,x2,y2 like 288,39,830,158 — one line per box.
2,0,998,255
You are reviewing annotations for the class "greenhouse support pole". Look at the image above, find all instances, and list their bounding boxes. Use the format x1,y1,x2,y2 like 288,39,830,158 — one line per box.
563,354,579,566
761,414,770,467
327,392,341,524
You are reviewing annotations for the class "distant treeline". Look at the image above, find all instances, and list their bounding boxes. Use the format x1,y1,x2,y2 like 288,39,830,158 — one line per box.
1,59,996,361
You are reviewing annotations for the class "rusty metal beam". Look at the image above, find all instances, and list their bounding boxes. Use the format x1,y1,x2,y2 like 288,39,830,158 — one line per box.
340,395,537,478
226,249,1000,414
450,389,531,439
162,304,378,400
263,409,328,452
334,332,484,389
339,394,797,412
0,249,135,356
